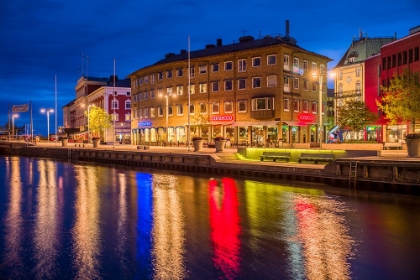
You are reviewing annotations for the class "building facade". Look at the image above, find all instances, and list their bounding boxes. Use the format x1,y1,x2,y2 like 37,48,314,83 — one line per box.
62,75,131,143
129,24,331,147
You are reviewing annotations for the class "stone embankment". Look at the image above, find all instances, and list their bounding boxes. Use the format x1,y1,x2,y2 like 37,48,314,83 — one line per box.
1,141,419,195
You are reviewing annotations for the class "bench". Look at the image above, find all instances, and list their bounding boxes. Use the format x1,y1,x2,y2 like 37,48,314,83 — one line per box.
259,152,291,162
298,153,335,164
383,142,402,150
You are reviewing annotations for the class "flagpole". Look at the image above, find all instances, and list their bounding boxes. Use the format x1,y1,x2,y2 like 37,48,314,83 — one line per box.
30,101,33,143
187,36,191,151
113,58,116,149
55,75,58,146
8,103,10,141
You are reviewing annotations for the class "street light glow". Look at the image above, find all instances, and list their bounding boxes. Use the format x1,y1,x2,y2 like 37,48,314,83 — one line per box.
40,108,54,141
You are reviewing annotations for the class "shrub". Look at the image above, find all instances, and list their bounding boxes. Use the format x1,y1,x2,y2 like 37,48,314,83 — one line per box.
192,136,203,141
405,133,420,140
214,136,225,141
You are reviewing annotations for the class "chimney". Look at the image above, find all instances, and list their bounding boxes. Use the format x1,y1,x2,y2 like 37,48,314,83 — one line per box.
285,20,290,38
216,38,222,47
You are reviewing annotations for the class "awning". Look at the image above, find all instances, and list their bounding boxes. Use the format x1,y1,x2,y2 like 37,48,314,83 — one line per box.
283,121,317,127
231,121,279,126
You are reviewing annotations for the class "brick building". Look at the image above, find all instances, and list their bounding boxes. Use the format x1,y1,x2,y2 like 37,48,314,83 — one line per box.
129,21,331,147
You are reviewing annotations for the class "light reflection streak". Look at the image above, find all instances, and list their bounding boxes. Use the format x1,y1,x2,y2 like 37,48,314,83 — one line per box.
33,160,59,279
152,174,186,279
72,165,100,280
4,157,24,275
117,172,128,273
283,194,355,280
209,178,240,280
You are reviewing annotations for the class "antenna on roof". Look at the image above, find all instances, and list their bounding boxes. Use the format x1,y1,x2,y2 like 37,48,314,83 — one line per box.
242,30,249,36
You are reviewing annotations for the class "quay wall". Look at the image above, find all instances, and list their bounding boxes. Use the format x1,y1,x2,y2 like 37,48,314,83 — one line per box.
1,145,419,195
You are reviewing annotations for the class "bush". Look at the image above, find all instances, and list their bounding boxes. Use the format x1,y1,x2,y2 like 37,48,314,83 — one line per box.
192,136,203,141
214,136,225,141
406,133,420,140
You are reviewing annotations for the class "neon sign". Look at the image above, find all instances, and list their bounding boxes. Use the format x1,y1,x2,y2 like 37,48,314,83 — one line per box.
138,121,151,127
298,113,315,122
211,115,234,122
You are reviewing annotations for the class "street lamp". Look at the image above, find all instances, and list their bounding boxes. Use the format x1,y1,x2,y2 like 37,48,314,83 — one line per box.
40,108,54,142
82,104,94,143
159,92,175,144
313,72,325,148
11,114,18,140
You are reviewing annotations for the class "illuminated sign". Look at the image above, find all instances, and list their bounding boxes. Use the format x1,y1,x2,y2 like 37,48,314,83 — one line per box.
211,115,234,122
138,121,152,127
298,113,315,122
293,67,304,76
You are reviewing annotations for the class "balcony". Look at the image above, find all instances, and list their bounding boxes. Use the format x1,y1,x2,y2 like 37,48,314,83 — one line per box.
250,109,275,119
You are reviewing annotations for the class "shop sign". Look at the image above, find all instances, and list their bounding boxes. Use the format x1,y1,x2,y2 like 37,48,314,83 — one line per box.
138,121,152,127
298,113,315,122
293,67,304,76
211,115,234,122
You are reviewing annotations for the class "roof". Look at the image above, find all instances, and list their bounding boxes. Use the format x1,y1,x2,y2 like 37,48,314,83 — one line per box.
130,35,332,75
333,36,395,68
107,77,131,88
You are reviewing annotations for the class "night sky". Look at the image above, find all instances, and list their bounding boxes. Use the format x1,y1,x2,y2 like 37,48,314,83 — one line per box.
1,0,419,136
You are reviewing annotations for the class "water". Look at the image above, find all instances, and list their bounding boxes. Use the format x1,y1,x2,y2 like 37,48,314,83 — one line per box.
0,156,420,280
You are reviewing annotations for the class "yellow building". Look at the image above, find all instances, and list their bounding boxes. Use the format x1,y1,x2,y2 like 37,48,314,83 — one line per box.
129,26,331,147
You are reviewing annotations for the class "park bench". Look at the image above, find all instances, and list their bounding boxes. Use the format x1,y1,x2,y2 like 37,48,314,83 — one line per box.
383,142,402,150
298,153,335,164
259,152,291,162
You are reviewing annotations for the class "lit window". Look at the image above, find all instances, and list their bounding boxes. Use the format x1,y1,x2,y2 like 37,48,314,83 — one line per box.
238,59,246,72
199,65,207,74
176,86,183,95
224,101,233,113
200,103,207,114
177,104,183,115
199,83,207,93
212,102,220,114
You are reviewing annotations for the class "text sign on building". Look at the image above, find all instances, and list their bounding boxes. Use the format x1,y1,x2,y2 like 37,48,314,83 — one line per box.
211,115,234,122
138,121,152,127
298,113,315,122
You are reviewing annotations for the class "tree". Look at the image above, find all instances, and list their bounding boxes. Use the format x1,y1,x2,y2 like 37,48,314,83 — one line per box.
191,113,211,137
337,100,378,140
377,68,420,129
85,107,112,139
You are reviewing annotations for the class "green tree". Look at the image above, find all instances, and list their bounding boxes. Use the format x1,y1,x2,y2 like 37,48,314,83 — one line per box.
85,106,112,139
377,68,420,129
337,100,378,140
191,113,211,137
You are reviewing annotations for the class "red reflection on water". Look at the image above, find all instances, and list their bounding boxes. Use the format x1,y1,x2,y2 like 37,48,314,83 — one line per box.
209,178,241,280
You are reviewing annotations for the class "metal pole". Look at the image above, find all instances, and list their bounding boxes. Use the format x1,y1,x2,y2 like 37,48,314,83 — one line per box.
319,74,323,149
166,95,169,144
113,58,116,149
187,36,191,151
87,105,90,143
47,111,50,142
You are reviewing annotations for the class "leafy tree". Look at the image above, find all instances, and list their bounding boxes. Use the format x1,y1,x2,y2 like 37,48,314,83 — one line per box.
191,113,211,137
337,100,378,139
85,106,112,139
377,68,420,130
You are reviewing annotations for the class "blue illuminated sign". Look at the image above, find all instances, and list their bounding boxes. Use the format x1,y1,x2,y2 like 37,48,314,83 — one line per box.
139,121,152,127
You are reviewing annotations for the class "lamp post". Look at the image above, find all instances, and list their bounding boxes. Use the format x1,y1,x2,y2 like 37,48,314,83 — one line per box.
313,72,324,148
11,114,18,140
41,108,54,142
159,93,175,144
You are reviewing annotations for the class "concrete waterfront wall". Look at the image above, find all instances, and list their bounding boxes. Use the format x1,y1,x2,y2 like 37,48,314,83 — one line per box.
1,145,419,195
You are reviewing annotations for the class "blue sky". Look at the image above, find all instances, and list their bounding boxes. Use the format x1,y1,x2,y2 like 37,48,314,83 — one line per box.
0,0,419,136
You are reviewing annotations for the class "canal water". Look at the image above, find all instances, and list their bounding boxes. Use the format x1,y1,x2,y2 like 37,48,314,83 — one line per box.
0,156,420,280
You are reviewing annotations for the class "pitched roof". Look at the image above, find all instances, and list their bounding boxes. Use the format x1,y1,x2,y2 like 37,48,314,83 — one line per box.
334,36,395,68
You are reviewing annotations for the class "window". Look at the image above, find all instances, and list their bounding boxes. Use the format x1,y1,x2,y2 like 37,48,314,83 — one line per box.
199,83,207,93
415,47,419,61
144,76,149,83
293,100,299,112
125,114,131,121
150,89,155,99
166,70,172,78
252,77,261,88
382,57,387,70
303,79,308,91
177,68,183,77
283,99,290,111
348,57,354,63
356,68,361,77
267,54,276,65
303,60,308,70
139,92,143,101
158,72,163,80
144,91,148,100
176,85,183,95
112,100,119,109
238,78,246,90
158,106,164,117
392,54,397,68
303,101,308,112
320,64,325,74
238,100,247,113
166,87,172,95
200,103,207,114
252,57,261,67
224,101,233,113
139,108,143,118
168,105,173,116
283,55,289,66
312,62,317,72
150,74,155,84
293,58,299,69
190,104,195,115
212,81,219,92
157,88,163,97
398,52,402,66
387,56,391,69
403,51,408,64
238,59,246,72
338,71,343,80
252,97,273,110
225,80,233,90
293,77,299,89
125,100,131,109
188,85,195,94
212,63,219,72
267,75,277,87
312,81,318,92
409,49,413,63
126,91,131,96
144,108,149,118
284,76,289,88
199,65,207,74
312,102,317,114
150,107,155,118
190,66,195,78
176,104,183,115
139,77,143,84
224,61,233,70
212,102,220,114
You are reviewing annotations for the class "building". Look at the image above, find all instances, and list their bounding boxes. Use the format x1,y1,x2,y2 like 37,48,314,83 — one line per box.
129,21,331,147
332,32,395,140
62,75,131,143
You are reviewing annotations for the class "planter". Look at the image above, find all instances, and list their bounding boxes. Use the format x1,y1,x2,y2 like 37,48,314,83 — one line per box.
61,139,68,147
215,140,227,152
193,140,204,152
322,143,384,150
406,139,420,157
92,138,100,148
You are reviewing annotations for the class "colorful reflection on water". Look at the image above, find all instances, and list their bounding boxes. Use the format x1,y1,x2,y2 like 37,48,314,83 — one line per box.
0,156,420,280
